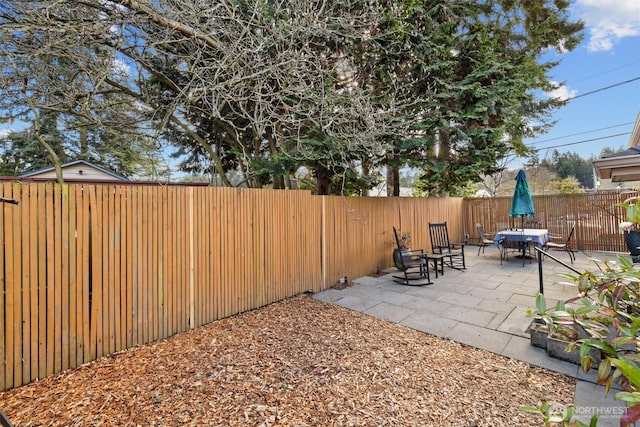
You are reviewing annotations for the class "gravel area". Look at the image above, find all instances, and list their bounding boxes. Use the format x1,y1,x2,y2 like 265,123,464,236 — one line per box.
0,294,574,426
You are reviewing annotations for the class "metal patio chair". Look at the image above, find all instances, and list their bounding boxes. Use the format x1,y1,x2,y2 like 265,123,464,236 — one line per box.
476,223,496,256
544,226,575,263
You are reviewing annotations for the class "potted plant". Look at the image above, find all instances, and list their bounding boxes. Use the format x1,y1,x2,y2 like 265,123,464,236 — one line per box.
399,232,411,250
524,255,640,426
619,196,640,258
528,294,601,366
393,231,413,269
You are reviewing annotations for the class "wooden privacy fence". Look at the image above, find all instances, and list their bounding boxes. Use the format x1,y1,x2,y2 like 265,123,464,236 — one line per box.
0,183,463,391
0,182,634,392
462,191,635,253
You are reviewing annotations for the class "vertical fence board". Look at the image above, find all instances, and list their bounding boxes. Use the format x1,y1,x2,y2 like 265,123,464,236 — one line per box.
132,186,140,344
45,185,56,377
36,185,47,379
77,185,90,366
53,185,63,374
157,187,166,340
169,186,177,335
89,185,103,360
106,186,116,354
101,186,111,356
124,186,133,350
20,185,31,383
114,187,123,353
3,184,16,389
60,186,70,372
141,187,150,344
215,188,225,320
241,190,250,312
194,188,204,327
151,187,159,343
67,186,77,371
174,186,181,333
139,186,147,345
0,185,5,391
12,183,22,387
220,189,230,318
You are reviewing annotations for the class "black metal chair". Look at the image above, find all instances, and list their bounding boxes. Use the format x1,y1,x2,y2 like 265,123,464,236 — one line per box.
428,222,465,270
476,223,496,256
544,227,575,263
495,236,509,265
499,230,534,267
392,227,432,285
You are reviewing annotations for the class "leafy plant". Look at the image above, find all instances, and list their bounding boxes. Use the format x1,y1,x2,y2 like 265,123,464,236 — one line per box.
399,232,411,250
526,254,640,426
619,196,640,232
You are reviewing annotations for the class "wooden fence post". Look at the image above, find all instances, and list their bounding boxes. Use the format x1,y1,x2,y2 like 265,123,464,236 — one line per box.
189,187,195,329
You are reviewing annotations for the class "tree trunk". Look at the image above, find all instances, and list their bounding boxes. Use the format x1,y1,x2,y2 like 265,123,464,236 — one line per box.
386,165,400,197
34,131,64,184
316,165,331,195
27,103,64,184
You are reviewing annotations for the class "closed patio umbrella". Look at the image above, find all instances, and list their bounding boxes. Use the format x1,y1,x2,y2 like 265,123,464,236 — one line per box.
509,169,535,228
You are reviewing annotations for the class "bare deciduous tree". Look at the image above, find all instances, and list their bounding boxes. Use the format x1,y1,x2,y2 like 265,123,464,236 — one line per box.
0,1,583,194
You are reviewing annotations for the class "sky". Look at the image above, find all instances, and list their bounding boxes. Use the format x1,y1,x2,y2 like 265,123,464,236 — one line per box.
1,1,639,171
518,0,640,167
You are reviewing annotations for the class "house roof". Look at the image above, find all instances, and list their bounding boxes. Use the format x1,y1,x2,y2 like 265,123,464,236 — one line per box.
593,112,640,182
19,160,129,181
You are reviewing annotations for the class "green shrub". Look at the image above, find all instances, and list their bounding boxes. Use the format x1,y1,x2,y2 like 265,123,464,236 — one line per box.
523,254,640,426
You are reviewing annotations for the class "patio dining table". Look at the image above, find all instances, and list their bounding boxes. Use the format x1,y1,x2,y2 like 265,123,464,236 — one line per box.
493,228,551,261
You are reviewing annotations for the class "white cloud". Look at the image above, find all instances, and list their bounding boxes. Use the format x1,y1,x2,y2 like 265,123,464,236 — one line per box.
111,57,131,79
546,81,578,101
0,129,12,139
576,0,640,51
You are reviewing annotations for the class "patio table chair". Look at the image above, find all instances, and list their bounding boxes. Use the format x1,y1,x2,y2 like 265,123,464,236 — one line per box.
544,226,575,263
476,223,497,256
499,229,534,266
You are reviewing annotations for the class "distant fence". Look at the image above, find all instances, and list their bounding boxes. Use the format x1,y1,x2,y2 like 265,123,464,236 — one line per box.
462,191,634,253
0,183,463,391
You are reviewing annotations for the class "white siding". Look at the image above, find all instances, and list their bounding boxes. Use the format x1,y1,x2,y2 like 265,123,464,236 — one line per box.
29,164,124,181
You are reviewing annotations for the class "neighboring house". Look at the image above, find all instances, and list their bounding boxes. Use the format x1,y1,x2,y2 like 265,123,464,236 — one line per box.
4,160,209,187
18,160,128,183
593,111,640,186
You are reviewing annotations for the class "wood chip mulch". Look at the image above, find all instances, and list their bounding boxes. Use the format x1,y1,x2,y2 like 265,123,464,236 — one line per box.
0,294,574,426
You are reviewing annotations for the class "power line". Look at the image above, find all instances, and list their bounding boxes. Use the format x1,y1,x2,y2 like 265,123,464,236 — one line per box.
571,61,640,84
568,76,640,101
528,122,634,146
532,132,631,151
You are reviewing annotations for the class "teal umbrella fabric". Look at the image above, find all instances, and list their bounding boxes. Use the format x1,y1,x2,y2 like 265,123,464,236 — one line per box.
509,170,536,223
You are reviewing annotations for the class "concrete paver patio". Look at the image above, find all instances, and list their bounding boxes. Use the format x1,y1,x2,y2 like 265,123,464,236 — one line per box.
313,247,629,426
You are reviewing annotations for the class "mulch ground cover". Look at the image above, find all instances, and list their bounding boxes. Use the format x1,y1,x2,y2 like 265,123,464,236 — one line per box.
0,294,574,426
